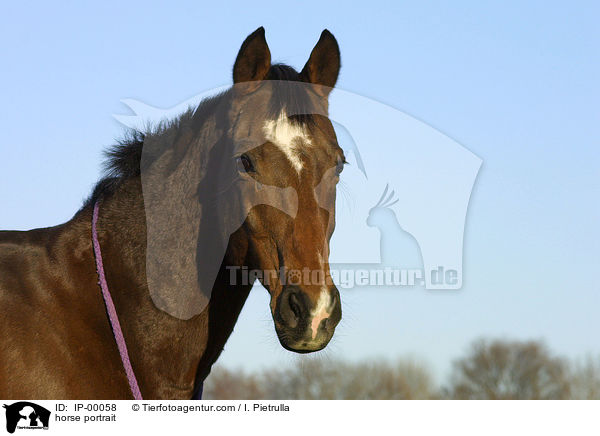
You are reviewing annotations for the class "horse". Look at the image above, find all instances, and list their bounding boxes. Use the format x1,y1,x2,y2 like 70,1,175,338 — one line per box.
0,27,344,399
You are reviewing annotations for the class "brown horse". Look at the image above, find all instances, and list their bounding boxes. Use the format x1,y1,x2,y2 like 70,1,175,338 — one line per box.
0,27,344,399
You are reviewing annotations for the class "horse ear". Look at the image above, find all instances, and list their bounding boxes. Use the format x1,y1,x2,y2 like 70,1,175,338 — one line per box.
233,27,271,85
300,30,340,96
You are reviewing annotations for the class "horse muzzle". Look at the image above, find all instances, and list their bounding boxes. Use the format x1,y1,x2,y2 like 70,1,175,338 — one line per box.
273,285,341,353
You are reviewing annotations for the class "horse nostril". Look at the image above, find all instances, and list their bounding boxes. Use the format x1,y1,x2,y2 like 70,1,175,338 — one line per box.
289,292,302,320
330,291,338,308
278,286,307,330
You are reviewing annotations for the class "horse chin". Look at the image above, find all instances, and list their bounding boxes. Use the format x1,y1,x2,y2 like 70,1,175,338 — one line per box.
282,345,322,354
274,326,334,354
278,338,329,354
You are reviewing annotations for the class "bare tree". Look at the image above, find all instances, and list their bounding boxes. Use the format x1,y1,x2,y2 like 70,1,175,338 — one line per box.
203,367,265,400
204,358,436,400
569,356,600,400
446,338,570,399
205,340,600,400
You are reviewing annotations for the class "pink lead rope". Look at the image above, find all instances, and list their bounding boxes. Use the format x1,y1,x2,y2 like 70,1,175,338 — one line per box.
92,202,143,400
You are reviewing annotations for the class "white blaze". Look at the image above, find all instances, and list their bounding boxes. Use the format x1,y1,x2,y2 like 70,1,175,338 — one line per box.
310,289,332,339
263,112,311,172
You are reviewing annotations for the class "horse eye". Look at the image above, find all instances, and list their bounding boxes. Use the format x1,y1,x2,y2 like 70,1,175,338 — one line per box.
237,154,255,173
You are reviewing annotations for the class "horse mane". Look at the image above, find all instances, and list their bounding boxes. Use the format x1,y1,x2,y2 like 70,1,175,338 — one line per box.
83,63,316,208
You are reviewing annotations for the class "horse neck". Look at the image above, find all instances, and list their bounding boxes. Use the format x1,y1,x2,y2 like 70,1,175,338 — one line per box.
91,176,252,398
91,179,252,399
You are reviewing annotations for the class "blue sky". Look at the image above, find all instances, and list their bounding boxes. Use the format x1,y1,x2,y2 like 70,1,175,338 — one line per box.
1,1,598,382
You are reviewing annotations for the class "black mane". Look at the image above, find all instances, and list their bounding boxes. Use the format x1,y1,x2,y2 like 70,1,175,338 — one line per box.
84,63,316,208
